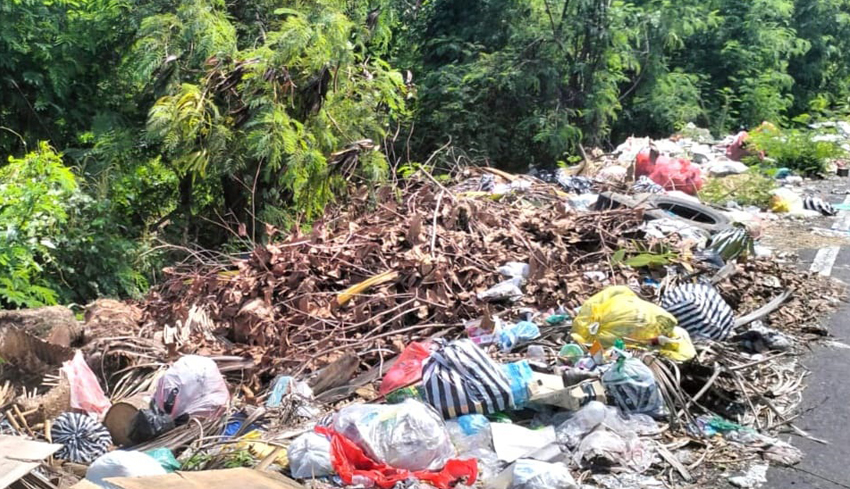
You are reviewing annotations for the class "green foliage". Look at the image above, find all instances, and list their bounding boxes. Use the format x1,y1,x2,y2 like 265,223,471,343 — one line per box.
0,143,150,308
699,170,778,209
612,246,677,268
3,0,850,310
745,125,846,174
0,143,77,307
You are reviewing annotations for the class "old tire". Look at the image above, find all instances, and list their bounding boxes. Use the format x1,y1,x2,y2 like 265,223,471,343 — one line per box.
595,192,730,233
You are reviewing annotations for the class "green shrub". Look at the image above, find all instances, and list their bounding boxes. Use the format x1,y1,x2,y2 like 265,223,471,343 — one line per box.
698,170,778,209
744,125,845,175
0,142,151,308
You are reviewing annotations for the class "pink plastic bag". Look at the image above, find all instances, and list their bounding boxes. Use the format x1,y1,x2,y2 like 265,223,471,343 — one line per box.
635,148,703,195
379,341,432,395
62,350,111,418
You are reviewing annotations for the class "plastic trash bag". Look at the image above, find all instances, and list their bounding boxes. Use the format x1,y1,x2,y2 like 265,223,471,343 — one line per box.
498,321,540,352
446,415,501,480
477,277,524,302
51,412,112,463
288,432,334,479
129,407,175,444
662,283,735,341
144,448,180,473
154,355,229,419
571,286,678,349
635,148,703,195
332,399,456,471
379,341,432,395
62,350,111,418
500,360,534,408
86,451,168,489
657,327,697,362
556,401,658,449
602,357,665,417
510,460,577,489
573,429,653,473
422,339,515,418
317,425,477,489
498,262,530,281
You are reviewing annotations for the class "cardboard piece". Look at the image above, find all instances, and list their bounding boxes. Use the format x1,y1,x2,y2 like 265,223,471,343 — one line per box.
103,468,304,489
0,435,62,489
528,378,606,411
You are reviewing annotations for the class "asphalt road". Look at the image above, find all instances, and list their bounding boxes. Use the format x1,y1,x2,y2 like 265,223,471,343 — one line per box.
767,244,850,488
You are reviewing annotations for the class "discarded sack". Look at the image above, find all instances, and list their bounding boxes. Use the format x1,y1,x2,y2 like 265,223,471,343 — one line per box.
602,357,665,417
632,175,665,194
129,406,175,444
51,412,112,464
86,451,168,489
62,350,111,418
570,286,678,349
708,225,755,261
661,283,735,341
154,355,229,419
332,399,456,471
289,432,334,479
318,425,477,489
510,459,578,489
422,339,515,418
803,195,838,216
635,148,703,195
379,341,432,395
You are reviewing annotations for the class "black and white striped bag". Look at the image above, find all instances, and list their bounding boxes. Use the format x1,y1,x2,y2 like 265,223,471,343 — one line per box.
51,412,112,463
803,196,837,216
661,283,735,341
632,175,665,194
422,339,514,419
708,225,754,261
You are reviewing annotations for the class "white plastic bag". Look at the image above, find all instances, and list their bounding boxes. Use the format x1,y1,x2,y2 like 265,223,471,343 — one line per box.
510,460,577,489
333,399,456,471
288,432,334,479
86,451,167,489
154,355,229,419
572,430,653,473
556,401,658,449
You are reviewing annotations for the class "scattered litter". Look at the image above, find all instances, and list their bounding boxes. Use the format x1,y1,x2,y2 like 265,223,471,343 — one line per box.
509,459,577,489
491,423,557,463
86,451,168,489
288,432,334,479
727,463,768,488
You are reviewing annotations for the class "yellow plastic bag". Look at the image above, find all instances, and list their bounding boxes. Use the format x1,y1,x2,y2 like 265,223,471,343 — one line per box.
571,286,677,348
657,326,696,362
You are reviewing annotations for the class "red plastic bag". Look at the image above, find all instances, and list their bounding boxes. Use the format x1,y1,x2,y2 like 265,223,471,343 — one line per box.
379,341,432,395
726,131,750,161
62,350,111,418
635,148,703,195
317,426,477,489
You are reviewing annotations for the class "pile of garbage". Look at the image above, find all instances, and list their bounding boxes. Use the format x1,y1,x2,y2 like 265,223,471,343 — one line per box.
0,137,847,489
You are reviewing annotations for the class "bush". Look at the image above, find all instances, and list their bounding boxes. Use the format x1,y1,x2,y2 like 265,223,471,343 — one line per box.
0,143,150,308
745,125,845,175
698,170,778,209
